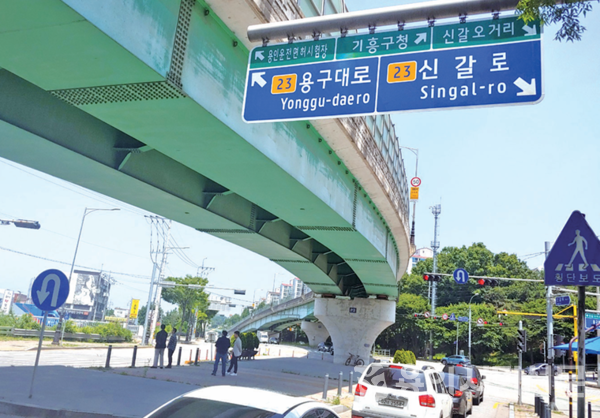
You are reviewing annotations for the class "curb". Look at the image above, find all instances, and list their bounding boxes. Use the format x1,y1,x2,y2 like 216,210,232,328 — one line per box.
0,400,135,418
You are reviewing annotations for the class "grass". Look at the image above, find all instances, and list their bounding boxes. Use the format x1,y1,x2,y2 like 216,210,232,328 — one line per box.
330,397,341,405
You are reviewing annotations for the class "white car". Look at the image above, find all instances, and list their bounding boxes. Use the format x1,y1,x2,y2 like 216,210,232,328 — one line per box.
143,385,342,418
352,363,453,418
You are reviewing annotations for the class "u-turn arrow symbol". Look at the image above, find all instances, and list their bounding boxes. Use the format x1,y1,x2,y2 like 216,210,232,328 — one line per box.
36,274,61,307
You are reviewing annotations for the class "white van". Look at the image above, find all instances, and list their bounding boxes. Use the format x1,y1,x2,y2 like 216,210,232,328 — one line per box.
258,331,269,343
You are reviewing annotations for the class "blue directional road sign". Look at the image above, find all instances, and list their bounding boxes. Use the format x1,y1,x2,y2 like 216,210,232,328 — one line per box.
458,316,469,322
31,269,70,311
449,313,456,321
243,58,378,122
544,211,600,286
555,295,571,306
585,312,600,329
377,41,542,113
453,268,469,284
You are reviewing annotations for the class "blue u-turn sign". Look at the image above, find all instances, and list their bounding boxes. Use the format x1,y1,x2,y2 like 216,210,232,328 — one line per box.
31,269,70,311
453,268,469,284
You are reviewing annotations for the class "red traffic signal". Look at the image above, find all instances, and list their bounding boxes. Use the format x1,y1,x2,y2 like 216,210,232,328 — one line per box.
478,279,485,286
478,279,499,287
499,322,503,326
423,274,430,281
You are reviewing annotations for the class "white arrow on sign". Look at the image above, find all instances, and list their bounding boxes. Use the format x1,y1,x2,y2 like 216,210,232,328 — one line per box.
255,50,265,61
514,77,536,96
522,25,537,36
414,33,427,44
36,273,61,308
251,72,267,88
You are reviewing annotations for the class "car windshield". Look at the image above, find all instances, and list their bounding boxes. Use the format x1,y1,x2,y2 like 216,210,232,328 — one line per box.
362,365,427,392
147,397,281,418
444,366,476,379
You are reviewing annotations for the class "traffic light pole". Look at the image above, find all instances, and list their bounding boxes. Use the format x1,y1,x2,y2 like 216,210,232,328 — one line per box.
430,204,441,361
518,320,523,406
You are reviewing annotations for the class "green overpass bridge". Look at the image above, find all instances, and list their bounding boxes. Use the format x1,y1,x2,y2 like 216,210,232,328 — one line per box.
0,0,410,363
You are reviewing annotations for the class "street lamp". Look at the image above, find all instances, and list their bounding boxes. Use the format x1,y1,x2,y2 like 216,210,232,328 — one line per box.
468,292,480,360
52,207,120,345
398,145,418,247
0,218,41,229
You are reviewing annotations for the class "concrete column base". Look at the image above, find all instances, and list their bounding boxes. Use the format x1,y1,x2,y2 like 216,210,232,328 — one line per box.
315,297,395,365
301,320,330,348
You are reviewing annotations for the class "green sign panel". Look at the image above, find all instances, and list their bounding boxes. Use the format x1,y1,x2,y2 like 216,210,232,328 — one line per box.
432,16,541,49
336,27,430,60
249,38,335,69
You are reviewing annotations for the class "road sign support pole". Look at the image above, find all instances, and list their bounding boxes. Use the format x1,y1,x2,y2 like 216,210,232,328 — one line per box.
518,320,522,405
29,311,48,398
430,204,441,360
577,286,586,418
545,241,557,410
455,321,459,355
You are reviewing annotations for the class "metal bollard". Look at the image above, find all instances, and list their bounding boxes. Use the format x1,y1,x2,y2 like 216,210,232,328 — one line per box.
206,350,208,360
544,403,550,418
535,394,540,415
322,374,329,400
189,350,192,363
338,371,343,396
589,402,592,418
540,400,546,418
195,348,200,365
349,371,354,394
105,345,112,368
177,347,182,366
131,345,137,368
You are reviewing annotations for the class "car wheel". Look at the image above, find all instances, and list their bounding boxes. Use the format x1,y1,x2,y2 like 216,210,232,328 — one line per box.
534,370,539,376
479,394,484,404
473,396,480,406
442,360,447,365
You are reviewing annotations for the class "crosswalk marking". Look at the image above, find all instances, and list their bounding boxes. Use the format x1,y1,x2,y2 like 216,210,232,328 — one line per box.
555,263,599,272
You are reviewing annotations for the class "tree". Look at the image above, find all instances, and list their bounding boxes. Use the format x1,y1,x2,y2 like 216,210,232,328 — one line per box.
517,0,597,41
138,304,164,326
161,275,210,342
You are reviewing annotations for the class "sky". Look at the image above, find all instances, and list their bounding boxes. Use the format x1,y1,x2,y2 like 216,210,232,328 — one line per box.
1,1,599,316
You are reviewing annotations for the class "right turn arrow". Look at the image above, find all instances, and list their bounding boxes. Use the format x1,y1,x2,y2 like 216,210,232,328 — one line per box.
514,77,536,96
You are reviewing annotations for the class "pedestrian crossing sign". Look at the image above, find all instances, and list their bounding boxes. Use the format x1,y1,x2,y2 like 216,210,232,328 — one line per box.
544,211,600,286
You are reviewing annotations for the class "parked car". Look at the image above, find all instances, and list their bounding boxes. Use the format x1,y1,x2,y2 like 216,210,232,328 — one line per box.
440,372,473,418
441,355,471,366
524,363,559,376
442,364,485,405
352,362,453,418
269,336,279,344
143,385,342,418
318,341,334,355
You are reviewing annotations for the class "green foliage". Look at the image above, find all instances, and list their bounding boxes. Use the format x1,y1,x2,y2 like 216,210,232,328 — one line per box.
63,320,77,334
95,322,132,342
161,275,210,342
433,353,446,361
16,314,41,330
517,0,595,42
393,349,416,365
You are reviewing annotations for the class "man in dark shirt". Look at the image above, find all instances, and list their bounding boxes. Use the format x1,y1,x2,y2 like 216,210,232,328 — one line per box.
211,330,231,376
152,324,168,369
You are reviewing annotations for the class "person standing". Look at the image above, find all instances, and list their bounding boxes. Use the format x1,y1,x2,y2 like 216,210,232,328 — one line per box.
227,330,243,376
211,330,230,376
166,327,178,368
151,324,168,369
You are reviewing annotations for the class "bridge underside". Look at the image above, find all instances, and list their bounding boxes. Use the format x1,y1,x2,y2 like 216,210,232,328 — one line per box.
0,0,407,298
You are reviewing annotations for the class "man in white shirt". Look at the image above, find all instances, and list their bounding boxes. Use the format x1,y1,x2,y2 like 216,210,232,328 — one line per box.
226,330,243,376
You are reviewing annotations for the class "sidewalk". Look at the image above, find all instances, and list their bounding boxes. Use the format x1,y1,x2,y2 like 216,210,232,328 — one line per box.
0,357,354,418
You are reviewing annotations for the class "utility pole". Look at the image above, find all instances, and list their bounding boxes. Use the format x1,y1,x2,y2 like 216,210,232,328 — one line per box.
430,204,441,360
148,220,172,342
545,241,556,410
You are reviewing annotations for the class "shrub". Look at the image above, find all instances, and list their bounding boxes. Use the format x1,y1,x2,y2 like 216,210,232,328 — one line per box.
15,314,41,330
433,353,446,361
64,320,77,334
393,349,416,365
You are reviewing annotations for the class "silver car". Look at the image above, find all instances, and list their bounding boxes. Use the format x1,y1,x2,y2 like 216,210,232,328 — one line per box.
144,385,342,418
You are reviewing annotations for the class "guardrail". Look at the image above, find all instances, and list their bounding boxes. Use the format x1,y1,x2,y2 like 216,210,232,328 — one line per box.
4,328,125,342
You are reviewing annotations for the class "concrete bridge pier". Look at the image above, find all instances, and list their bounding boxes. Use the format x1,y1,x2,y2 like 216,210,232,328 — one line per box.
314,297,395,365
301,321,330,348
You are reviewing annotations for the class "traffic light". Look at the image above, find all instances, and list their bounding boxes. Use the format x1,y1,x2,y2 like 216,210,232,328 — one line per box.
423,274,442,282
478,279,499,287
517,329,527,352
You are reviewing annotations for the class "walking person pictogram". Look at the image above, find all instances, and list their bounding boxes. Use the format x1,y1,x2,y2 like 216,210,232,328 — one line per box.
566,230,589,269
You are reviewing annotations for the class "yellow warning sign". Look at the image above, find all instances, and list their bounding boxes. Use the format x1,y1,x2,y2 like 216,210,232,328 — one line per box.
410,187,419,201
